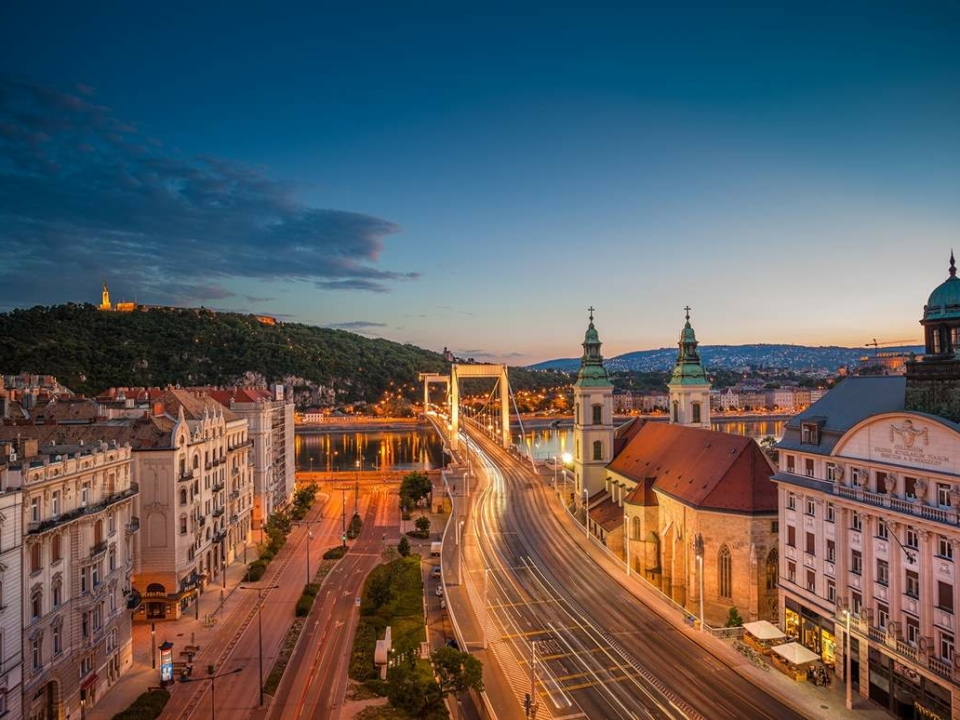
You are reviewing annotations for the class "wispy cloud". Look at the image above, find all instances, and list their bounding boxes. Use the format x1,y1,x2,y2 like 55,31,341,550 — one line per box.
0,78,419,308
326,321,388,331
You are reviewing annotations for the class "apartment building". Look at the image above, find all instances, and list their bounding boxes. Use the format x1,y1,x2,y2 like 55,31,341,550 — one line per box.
0,466,22,719
7,443,137,720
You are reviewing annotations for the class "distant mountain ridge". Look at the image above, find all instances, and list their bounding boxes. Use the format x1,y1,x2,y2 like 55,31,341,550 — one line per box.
527,344,924,373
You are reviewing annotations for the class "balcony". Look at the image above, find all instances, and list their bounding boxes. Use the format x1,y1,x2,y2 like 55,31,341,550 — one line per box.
212,507,225,518
212,481,225,493
230,489,240,500
213,529,228,544
27,483,139,535
179,470,194,482
230,514,239,525
126,517,140,535
90,540,108,558
833,483,959,528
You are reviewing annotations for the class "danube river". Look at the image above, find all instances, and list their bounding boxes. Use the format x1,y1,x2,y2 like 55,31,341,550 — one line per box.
294,417,787,472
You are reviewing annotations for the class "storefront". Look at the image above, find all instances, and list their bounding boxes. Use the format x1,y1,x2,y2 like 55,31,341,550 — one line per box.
869,649,952,719
784,598,836,666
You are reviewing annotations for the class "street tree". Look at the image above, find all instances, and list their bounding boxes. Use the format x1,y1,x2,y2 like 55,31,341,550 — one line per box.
415,515,431,536
431,646,484,696
399,471,432,508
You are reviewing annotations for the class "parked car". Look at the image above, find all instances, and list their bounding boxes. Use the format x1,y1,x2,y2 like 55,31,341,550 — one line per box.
431,565,442,578
435,585,444,597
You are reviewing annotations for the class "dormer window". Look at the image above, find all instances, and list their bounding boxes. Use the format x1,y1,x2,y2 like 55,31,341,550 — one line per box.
801,422,819,445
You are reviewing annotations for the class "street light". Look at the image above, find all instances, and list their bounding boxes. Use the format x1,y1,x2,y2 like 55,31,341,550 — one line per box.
151,623,156,669
623,515,630,576
179,664,243,720
582,489,590,540
561,452,572,503
694,533,705,632
238,584,279,706
845,609,853,710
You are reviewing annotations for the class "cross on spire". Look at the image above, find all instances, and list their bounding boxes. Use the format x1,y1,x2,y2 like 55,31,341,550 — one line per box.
588,306,595,322
684,305,692,321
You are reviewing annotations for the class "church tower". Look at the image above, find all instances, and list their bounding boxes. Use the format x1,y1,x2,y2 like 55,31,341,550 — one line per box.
99,282,112,311
667,307,711,428
906,253,960,421
572,307,614,502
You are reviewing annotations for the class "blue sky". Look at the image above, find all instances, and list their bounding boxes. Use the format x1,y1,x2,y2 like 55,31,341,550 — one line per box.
1,2,959,364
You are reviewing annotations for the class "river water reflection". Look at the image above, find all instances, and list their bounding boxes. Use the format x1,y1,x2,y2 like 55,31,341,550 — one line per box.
294,417,786,471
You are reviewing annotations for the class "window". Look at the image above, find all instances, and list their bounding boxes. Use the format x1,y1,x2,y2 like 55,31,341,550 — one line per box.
904,476,918,500
939,536,954,560
851,592,862,617
180,515,188,535
52,579,62,608
766,548,778,591
876,471,889,494
592,441,602,461
941,632,955,663
805,499,816,516
827,463,838,482
787,493,796,510
906,527,919,549
787,525,796,548
786,455,795,474
30,544,42,573
877,559,889,586
592,404,602,425
906,570,920,598
878,603,889,631
108,512,115,535
52,490,60,517
31,589,42,620
52,534,62,562
718,545,732,598
852,550,862,575
180,488,187,505
805,532,816,556
907,617,920,647
806,570,816,592
851,467,862,486
80,567,88,594
771,520,779,533
826,504,835,523
53,623,62,655
804,458,814,478
31,497,39,523
878,519,888,540
827,539,836,563
787,561,796,583
81,483,89,507
939,483,952,508
109,547,116,572
671,402,678,423
80,655,92,675
81,612,89,638
692,402,701,424
631,516,641,541
938,581,954,613
31,638,41,670
852,513,862,532
827,579,836,603
92,562,100,588
801,422,819,445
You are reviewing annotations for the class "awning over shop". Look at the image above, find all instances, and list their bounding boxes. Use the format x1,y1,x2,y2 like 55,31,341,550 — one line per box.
771,642,819,666
743,620,786,642
81,673,99,690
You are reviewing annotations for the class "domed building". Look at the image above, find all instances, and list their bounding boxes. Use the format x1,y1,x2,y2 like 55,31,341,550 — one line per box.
906,253,960,421
775,254,960,719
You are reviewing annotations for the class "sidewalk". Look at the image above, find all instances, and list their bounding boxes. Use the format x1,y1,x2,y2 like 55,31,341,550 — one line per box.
534,465,890,720
89,541,261,720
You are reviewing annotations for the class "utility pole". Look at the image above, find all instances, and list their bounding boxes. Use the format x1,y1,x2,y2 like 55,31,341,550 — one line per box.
528,639,538,717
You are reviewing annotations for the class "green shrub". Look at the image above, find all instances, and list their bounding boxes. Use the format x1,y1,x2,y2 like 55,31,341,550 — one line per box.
244,560,267,582
111,688,170,720
303,583,320,597
295,592,316,617
323,545,346,560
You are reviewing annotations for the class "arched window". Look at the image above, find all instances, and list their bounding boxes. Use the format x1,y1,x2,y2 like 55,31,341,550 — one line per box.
593,441,602,461
592,404,602,425
718,545,732,599
179,515,187,535
692,402,701,424
575,403,580,424
766,548,779,591
51,534,62,562
672,401,679,423
193,454,200,470
632,516,641,541
31,587,42,620
94,519,103,544
179,488,188,505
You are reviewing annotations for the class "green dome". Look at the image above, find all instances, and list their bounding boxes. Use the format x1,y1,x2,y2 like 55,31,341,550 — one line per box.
926,254,960,321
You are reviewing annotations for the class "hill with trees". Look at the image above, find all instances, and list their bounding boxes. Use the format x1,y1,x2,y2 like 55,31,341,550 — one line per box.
0,304,569,407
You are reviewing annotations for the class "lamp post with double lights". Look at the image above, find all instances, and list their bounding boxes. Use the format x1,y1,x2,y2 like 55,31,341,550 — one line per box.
239,584,279,706
179,664,243,720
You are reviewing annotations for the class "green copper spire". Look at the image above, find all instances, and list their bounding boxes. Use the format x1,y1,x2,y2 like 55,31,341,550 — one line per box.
576,306,612,387
668,306,710,387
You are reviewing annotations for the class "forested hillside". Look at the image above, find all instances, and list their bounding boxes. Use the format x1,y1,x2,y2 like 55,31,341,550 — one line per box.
0,304,568,406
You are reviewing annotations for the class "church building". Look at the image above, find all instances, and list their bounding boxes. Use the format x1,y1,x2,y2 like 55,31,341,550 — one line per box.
577,310,780,626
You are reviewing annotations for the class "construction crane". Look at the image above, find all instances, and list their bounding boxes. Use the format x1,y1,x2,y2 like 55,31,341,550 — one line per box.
866,338,915,349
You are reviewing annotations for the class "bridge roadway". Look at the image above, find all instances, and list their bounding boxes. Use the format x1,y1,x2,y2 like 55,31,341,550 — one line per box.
461,426,804,720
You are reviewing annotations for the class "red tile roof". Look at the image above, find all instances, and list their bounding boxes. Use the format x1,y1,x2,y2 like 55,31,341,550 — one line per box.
611,423,776,514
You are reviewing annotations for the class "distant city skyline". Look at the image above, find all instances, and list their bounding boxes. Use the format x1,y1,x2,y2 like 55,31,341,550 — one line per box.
1,3,958,365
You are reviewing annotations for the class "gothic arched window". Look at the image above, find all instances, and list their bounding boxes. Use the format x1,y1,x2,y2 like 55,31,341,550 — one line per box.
718,545,732,599
766,548,779,591
632,516,641,541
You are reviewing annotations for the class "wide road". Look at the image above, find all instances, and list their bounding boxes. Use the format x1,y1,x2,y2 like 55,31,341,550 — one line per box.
462,426,804,720
269,483,398,720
